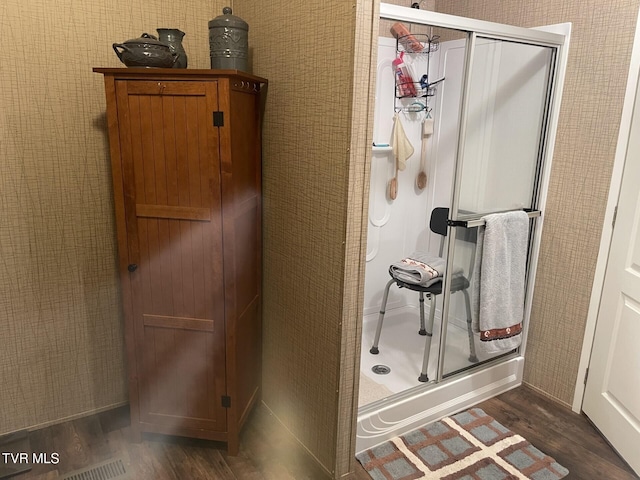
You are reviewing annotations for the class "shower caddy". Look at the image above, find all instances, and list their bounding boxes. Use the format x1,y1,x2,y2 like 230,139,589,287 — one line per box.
393,31,444,114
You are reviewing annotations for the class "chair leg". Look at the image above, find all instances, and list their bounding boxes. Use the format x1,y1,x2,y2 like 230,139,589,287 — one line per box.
419,292,427,335
463,289,478,362
419,294,436,382
370,278,395,354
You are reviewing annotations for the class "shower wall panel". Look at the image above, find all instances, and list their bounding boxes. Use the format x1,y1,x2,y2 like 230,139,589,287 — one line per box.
364,38,446,318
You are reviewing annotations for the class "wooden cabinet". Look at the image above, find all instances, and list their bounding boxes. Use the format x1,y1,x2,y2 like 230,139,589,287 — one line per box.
94,68,267,454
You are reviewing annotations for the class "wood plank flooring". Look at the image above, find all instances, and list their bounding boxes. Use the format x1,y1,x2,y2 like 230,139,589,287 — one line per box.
471,385,639,480
5,385,638,479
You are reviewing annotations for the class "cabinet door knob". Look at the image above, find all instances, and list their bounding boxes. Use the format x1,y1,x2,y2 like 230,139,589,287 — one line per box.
127,264,138,272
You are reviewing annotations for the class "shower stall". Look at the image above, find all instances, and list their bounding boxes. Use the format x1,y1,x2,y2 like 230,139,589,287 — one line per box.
357,4,570,452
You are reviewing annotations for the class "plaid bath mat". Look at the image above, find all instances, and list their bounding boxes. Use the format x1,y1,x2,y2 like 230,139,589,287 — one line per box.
356,408,568,479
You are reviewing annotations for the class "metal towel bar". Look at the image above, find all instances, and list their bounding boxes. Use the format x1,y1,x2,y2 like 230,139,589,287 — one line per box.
447,209,541,229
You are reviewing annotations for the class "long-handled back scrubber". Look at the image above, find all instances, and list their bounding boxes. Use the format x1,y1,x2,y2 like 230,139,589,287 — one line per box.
416,110,433,190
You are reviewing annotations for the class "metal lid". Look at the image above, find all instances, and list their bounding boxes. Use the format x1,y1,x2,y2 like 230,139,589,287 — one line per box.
208,7,248,31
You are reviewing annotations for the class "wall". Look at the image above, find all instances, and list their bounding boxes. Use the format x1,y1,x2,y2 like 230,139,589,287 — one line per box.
435,0,640,405
0,0,218,435
1,0,368,475
337,0,381,473
239,2,359,476
5,0,630,473
243,0,623,472
1,0,364,473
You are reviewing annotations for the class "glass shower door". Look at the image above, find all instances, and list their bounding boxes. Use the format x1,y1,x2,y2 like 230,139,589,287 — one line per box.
440,35,557,378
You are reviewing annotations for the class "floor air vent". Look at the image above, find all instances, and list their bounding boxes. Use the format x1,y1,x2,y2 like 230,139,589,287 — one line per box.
59,457,128,480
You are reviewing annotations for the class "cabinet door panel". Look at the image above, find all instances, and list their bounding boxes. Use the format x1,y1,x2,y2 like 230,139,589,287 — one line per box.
140,318,225,428
115,80,226,432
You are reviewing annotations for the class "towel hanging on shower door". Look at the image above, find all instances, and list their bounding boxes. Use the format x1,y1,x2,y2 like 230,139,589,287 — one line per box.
471,210,530,355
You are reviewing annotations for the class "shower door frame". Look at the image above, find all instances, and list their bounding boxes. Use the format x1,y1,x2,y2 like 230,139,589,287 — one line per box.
357,3,570,453
438,33,558,380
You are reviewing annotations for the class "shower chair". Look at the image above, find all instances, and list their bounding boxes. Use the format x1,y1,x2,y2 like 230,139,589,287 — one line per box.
369,207,478,382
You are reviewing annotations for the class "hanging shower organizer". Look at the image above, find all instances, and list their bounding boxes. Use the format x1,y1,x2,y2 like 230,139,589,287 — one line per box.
393,33,444,114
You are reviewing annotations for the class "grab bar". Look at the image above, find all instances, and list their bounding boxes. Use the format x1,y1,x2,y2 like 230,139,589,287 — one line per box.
447,209,541,228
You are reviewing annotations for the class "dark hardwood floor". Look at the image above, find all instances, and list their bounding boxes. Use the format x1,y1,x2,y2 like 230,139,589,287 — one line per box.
471,385,638,480
5,385,638,479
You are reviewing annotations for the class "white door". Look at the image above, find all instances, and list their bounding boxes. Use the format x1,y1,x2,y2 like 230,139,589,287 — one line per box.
582,66,640,476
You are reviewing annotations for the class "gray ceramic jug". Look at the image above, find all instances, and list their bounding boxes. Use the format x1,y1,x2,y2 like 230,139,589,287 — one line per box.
157,28,187,69
208,7,249,72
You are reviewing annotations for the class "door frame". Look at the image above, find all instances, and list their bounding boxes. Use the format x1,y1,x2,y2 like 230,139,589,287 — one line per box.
573,7,640,412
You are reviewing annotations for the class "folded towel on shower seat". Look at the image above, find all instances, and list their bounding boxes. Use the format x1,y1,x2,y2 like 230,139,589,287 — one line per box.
390,251,462,287
472,211,530,355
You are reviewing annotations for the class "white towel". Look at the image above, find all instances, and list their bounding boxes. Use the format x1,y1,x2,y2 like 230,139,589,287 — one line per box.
472,211,530,354
392,113,414,171
390,251,462,287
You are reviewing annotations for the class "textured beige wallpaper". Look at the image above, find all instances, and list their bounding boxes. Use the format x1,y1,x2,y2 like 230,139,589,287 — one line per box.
239,1,357,475
5,0,635,476
436,0,640,405
0,0,220,435
336,0,378,475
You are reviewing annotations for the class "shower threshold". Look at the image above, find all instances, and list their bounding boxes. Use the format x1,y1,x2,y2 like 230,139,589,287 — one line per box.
356,355,524,453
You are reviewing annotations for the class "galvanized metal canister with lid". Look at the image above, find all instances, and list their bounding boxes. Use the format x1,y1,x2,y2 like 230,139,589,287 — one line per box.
208,7,249,72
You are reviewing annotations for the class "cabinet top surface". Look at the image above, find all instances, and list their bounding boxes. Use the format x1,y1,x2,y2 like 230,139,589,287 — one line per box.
93,67,267,84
